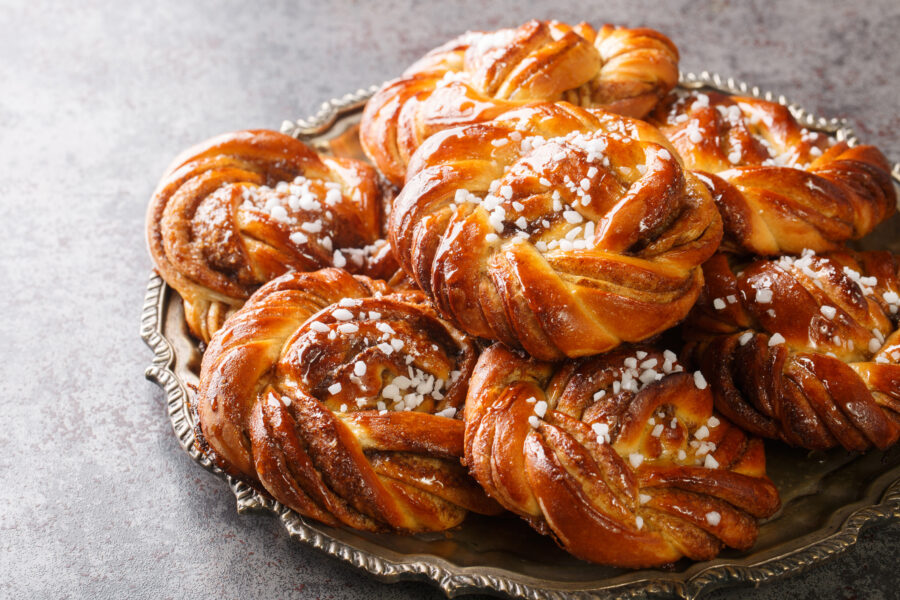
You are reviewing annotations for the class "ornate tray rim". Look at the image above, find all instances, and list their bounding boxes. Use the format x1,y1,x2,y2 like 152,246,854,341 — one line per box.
143,71,900,600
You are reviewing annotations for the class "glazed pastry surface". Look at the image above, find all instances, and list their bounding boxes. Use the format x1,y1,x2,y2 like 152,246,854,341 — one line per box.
196,268,500,532
685,251,900,450
390,102,722,359
147,129,396,341
650,92,896,255
361,20,679,185
464,343,780,567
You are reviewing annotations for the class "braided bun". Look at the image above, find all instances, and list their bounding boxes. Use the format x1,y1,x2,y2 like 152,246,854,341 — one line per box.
361,20,679,185
650,92,896,255
147,129,395,341
390,102,722,359
464,343,780,567
685,251,900,450
196,268,500,532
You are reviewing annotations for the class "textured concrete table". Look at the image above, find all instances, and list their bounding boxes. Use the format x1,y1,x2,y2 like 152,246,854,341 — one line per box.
2,1,898,598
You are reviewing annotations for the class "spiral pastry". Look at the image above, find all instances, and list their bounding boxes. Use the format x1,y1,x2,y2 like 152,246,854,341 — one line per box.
147,129,395,342
684,251,900,450
196,268,500,532
464,343,780,567
361,19,679,185
389,102,723,360
650,91,896,255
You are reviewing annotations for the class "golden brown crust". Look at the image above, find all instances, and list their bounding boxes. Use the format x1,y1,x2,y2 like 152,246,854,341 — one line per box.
361,20,679,185
650,92,896,255
146,129,398,342
389,102,722,360
464,343,780,568
196,268,500,532
684,251,900,450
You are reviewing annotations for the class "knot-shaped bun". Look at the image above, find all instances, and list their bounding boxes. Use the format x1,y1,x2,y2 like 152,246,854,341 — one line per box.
196,268,500,532
685,251,900,450
147,129,395,341
389,103,723,360
464,343,780,567
361,20,679,185
650,91,896,255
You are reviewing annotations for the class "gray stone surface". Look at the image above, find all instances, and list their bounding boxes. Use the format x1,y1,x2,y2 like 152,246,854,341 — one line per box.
1,0,898,598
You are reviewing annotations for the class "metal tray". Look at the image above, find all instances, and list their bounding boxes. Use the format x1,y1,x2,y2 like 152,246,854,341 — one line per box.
143,73,900,599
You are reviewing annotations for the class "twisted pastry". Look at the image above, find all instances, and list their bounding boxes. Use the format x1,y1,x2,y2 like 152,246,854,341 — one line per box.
684,251,900,450
650,91,896,255
196,268,500,532
389,102,723,360
464,343,780,567
147,129,396,342
361,19,679,185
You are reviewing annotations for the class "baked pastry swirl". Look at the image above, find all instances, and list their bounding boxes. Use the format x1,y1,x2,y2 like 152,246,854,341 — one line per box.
389,102,723,360
361,19,679,185
685,251,900,450
196,268,500,532
464,343,780,567
650,91,896,255
147,129,395,342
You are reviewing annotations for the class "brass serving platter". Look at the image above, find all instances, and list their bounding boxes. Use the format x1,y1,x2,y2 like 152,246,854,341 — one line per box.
142,73,900,599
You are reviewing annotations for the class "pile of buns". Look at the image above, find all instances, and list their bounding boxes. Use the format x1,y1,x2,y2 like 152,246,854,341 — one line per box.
146,20,898,568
